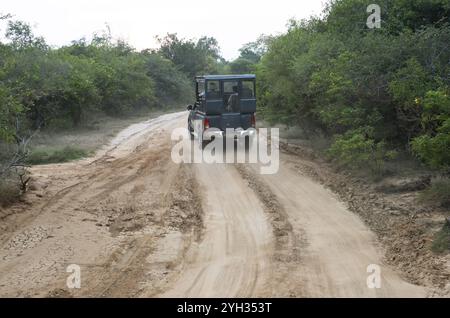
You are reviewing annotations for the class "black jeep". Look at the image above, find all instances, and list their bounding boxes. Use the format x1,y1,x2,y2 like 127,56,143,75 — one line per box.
187,74,256,145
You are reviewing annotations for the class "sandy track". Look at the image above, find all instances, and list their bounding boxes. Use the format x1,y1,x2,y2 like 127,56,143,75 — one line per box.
0,112,428,297
161,164,273,297
245,160,425,297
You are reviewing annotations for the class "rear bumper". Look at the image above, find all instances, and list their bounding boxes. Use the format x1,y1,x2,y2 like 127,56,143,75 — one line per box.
204,128,256,140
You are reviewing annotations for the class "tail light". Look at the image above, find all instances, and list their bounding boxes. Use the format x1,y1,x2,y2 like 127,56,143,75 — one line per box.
203,117,210,129
251,114,256,128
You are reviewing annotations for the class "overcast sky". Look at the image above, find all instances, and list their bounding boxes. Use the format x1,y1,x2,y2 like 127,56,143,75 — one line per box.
1,0,326,60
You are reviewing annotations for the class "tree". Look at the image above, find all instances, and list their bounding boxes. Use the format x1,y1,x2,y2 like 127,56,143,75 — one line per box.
5,20,47,50
143,52,193,105
228,58,255,74
256,0,450,173
239,35,272,63
156,33,223,78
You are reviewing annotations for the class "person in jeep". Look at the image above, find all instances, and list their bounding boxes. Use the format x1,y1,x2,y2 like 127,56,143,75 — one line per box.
227,85,239,113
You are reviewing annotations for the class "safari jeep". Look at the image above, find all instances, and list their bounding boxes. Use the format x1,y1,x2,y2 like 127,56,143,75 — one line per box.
187,74,256,147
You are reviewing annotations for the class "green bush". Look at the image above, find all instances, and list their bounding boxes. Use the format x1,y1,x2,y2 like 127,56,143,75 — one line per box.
0,20,198,139
256,0,450,175
412,128,450,170
412,89,450,170
327,129,397,175
228,58,256,74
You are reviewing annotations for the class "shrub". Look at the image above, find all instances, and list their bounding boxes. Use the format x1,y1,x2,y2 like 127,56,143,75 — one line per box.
411,89,450,170
327,129,397,175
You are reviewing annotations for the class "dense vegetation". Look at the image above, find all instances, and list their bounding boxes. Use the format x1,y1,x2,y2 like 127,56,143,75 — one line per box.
0,23,199,138
1,0,449,205
0,17,223,202
254,0,449,175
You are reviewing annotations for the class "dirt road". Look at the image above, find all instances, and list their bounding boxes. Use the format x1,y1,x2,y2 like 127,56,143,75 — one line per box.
0,112,428,297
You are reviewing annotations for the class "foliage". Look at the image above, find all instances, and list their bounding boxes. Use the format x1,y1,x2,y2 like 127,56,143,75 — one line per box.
410,89,450,170
1,1,449,177
143,52,193,104
0,18,207,201
0,20,199,138
156,33,222,78
0,84,22,142
226,35,272,75
238,35,272,63
228,58,256,74
256,0,450,173
327,128,397,175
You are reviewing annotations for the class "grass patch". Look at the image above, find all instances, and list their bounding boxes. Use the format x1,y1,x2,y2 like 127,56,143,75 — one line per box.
431,220,450,254
419,178,450,208
27,146,89,165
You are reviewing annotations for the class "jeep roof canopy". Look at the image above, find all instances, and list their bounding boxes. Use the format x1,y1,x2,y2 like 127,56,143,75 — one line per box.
196,74,256,80
192,74,256,117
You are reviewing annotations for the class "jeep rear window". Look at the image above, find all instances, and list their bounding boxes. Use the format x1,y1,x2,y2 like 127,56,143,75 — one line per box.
207,81,220,99
224,81,239,94
241,80,255,98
